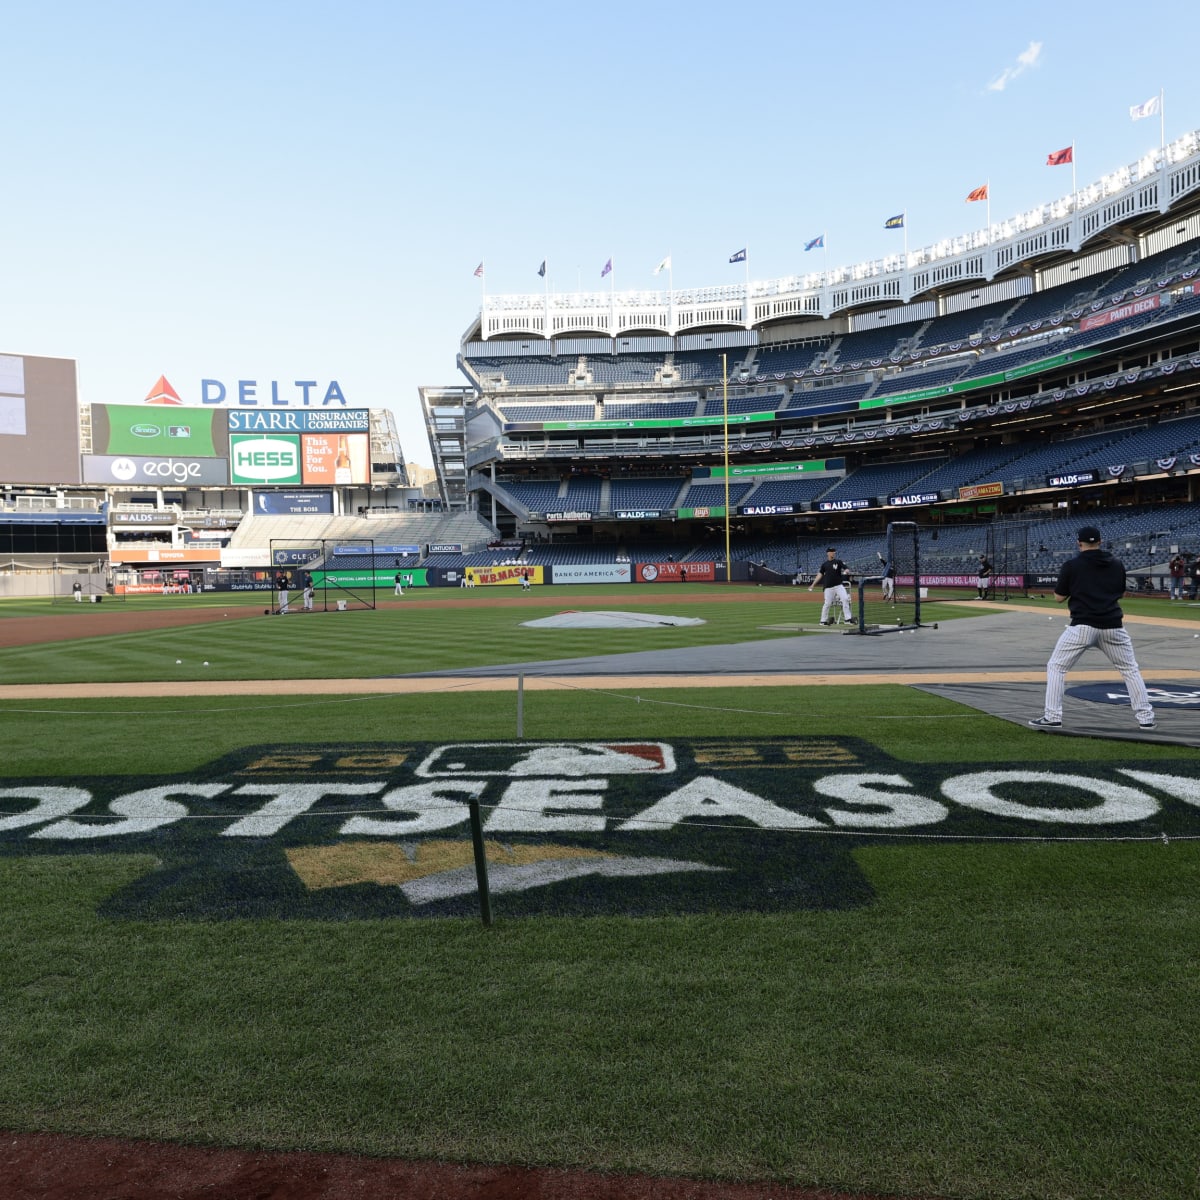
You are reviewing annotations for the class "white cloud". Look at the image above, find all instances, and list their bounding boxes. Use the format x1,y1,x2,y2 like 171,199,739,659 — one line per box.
987,40,1043,92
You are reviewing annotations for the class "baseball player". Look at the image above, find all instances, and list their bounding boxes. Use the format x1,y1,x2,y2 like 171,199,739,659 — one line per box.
1030,525,1155,731
878,552,895,604
809,547,853,625
976,556,993,600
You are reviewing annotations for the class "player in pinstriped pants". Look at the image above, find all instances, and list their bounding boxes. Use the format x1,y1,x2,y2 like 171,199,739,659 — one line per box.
1031,525,1155,730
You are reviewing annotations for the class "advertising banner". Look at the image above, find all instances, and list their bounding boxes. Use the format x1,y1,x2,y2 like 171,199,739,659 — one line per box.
705,459,841,478
817,498,872,512
83,454,229,486
676,506,726,519
251,490,333,515
1047,470,1099,488
271,548,323,566
614,510,664,520
887,491,940,507
635,562,715,583
111,548,220,564
312,569,429,589
740,503,800,515
227,409,369,433
460,565,544,586
1079,295,1161,331
545,510,593,522
92,405,226,457
229,434,302,485
912,574,1024,588
957,481,1004,501
231,433,368,485
548,564,632,584
429,543,463,553
108,510,177,526
299,432,370,485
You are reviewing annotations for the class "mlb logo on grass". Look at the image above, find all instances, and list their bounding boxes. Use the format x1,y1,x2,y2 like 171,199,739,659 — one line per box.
416,742,676,778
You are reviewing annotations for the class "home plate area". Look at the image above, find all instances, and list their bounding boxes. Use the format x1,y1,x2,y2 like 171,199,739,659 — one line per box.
915,679,1200,746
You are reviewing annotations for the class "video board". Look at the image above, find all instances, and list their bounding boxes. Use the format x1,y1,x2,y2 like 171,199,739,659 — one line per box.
0,354,82,484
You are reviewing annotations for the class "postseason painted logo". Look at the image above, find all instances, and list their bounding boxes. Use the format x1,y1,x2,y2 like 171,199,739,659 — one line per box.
2,738,1198,921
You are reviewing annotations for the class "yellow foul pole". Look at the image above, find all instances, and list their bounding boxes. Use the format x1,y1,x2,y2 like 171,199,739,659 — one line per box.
722,353,731,582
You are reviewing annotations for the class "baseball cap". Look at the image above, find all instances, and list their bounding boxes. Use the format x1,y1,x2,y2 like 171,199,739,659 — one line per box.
1077,526,1102,544
826,546,836,552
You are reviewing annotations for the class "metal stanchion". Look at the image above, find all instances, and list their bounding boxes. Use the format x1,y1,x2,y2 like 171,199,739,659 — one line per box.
467,795,493,927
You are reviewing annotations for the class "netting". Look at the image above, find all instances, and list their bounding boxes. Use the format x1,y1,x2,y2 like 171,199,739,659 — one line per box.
853,521,920,634
268,539,377,613
985,520,1030,601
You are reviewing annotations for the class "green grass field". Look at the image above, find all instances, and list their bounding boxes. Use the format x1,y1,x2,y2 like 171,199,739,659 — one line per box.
2,591,1199,1200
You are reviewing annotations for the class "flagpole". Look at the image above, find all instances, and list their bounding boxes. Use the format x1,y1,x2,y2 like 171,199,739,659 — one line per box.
722,352,731,583
668,253,674,336
743,245,750,329
1071,144,1077,209
822,233,828,278
608,253,614,339
903,213,908,260
986,184,991,243
1160,88,1166,153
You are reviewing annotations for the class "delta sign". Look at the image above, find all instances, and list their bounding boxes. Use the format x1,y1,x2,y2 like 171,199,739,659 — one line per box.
143,375,348,408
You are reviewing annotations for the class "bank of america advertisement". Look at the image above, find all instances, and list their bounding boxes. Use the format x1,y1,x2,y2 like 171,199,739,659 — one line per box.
0,353,82,484
229,432,370,485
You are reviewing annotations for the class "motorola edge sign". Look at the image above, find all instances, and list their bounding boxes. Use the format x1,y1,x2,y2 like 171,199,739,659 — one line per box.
82,455,229,485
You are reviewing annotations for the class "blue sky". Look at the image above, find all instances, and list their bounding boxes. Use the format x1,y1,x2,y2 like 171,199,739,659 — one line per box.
3,1,1197,467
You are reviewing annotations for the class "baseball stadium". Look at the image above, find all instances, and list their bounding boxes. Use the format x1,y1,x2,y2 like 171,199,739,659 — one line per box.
4,129,1200,1200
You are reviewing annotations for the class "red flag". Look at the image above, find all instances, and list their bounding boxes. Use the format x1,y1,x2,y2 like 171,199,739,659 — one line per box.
473,262,484,277
1046,146,1073,166
966,184,989,202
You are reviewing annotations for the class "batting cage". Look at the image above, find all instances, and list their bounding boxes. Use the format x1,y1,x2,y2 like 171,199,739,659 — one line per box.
983,518,1030,602
50,571,120,604
851,520,922,635
267,538,377,614
922,518,1031,603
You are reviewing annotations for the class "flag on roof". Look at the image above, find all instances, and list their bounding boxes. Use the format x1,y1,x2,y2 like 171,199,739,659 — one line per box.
653,256,671,275
884,214,904,229
804,235,824,251
537,260,546,277
1129,95,1161,121
473,262,483,277
729,248,747,263
601,257,612,278
1046,146,1073,166
966,184,989,202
